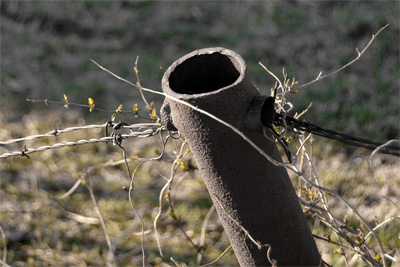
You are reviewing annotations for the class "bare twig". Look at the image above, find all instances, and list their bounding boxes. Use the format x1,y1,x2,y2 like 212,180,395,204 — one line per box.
196,205,216,266
85,174,116,267
0,225,7,264
313,234,353,252
212,194,275,265
127,161,147,267
292,164,386,267
154,173,170,257
113,127,167,266
365,216,400,241
170,257,183,267
0,259,11,267
294,102,313,119
154,140,208,260
295,24,389,91
383,197,400,212
65,211,100,225
213,193,262,249
198,245,233,267
116,130,167,265
112,214,143,249
165,145,202,252
134,56,151,109
299,137,341,229
26,98,156,121
112,129,164,267
57,178,84,200
258,62,283,91
370,139,400,164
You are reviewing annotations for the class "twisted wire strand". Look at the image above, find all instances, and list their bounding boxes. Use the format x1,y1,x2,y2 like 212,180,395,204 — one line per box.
0,123,108,145
274,114,400,157
0,128,161,159
0,122,160,145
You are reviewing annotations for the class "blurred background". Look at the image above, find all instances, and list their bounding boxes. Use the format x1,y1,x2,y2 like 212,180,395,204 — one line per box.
1,1,399,140
1,1,399,266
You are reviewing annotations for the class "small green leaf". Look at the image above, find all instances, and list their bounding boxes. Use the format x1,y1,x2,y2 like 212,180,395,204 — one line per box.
335,248,343,255
179,161,189,171
111,113,118,121
357,236,365,245
146,101,155,112
374,216,378,225
111,104,123,121
88,98,95,112
72,172,82,179
116,104,123,113
359,221,364,231
151,107,158,121
63,94,69,109
133,104,140,116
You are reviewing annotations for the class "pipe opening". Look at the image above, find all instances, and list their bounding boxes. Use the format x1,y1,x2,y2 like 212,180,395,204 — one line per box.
169,53,241,94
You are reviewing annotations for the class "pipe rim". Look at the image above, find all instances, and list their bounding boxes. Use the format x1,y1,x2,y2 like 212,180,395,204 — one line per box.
162,47,247,99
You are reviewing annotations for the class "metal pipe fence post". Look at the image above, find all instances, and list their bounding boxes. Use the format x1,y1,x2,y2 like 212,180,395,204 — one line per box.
161,47,322,266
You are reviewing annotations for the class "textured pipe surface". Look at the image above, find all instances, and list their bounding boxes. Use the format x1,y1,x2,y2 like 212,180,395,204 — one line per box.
161,47,321,266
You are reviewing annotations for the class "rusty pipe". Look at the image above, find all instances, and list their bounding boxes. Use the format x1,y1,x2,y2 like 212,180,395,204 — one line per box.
160,47,321,266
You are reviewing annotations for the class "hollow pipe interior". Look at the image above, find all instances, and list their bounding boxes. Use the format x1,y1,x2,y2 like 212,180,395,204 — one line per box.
169,53,240,94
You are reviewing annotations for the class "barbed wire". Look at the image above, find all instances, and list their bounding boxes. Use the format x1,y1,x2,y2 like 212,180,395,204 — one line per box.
0,123,162,159
0,122,160,145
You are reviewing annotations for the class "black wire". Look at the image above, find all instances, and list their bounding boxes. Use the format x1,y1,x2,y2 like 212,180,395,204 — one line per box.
271,113,400,157
262,124,293,163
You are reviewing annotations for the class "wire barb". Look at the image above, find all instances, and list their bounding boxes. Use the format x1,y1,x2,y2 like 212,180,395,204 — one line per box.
0,122,162,159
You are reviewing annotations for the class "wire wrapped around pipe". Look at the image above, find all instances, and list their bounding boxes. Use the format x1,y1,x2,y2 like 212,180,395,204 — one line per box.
272,113,400,157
